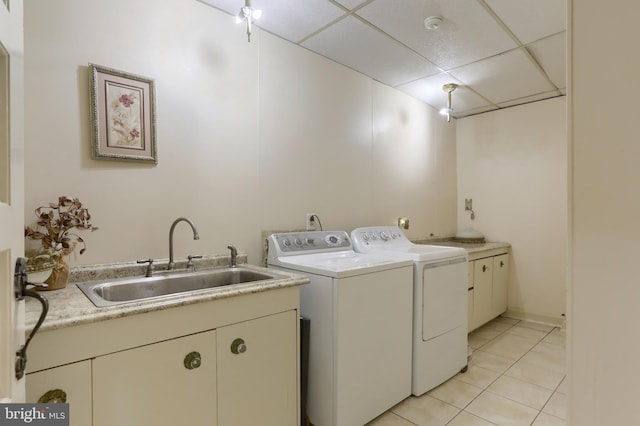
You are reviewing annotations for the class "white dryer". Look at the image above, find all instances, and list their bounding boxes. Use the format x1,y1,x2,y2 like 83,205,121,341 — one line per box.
351,226,469,396
267,231,413,426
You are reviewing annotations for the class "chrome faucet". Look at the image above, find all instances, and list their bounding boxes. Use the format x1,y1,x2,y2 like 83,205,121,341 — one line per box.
227,245,237,268
168,217,200,270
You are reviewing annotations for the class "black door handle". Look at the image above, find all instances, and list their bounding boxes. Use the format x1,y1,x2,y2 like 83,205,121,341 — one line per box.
14,257,49,380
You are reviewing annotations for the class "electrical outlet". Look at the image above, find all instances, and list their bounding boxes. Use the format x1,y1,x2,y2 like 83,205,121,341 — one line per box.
306,213,316,231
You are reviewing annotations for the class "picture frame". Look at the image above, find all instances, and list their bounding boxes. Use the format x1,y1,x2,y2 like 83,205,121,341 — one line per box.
89,64,157,163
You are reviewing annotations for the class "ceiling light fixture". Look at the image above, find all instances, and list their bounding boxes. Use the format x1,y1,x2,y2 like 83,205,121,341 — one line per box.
439,83,458,123
424,16,443,30
235,0,262,42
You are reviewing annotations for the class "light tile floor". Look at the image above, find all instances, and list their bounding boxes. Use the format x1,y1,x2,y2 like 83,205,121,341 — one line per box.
366,317,566,426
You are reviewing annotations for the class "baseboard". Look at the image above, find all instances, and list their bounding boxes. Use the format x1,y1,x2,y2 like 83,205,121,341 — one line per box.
503,308,565,328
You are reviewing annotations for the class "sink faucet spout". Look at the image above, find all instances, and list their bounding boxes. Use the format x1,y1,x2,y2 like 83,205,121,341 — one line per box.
227,245,238,268
169,217,200,270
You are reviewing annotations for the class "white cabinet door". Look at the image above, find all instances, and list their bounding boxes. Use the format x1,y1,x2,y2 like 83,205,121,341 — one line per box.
491,254,509,317
472,258,493,329
26,360,92,426
467,289,475,333
93,330,217,426
217,310,297,426
467,262,474,332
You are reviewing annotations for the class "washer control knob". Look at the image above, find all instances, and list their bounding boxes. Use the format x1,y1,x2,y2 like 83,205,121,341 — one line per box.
306,238,315,245
326,235,340,245
362,233,370,241
294,238,303,247
371,233,378,240
380,231,390,241
282,238,291,248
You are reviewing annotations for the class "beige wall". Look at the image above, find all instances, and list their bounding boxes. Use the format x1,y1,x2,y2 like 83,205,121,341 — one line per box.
457,97,567,325
23,0,457,267
569,1,640,423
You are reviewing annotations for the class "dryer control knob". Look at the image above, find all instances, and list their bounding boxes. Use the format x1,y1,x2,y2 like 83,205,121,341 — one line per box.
294,238,303,247
380,231,390,241
282,238,291,248
362,233,370,241
306,238,315,245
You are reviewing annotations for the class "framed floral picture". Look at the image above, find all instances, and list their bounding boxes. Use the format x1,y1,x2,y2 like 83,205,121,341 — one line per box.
89,64,157,163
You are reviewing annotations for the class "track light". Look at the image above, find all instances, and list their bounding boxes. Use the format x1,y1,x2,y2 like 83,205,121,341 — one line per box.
235,0,262,42
439,83,458,123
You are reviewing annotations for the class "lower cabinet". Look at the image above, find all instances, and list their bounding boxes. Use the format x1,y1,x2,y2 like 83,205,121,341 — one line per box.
26,360,92,426
468,252,510,332
93,330,218,426
491,254,509,318
27,309,298,426
217,310,297,426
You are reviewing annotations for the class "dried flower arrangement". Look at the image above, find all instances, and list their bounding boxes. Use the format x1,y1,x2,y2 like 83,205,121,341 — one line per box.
24,196,98,289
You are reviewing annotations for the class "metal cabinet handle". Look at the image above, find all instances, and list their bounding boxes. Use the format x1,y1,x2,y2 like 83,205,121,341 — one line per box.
183,351,202,370
482,265,487,272
231,338,247,354
500,261,505,268
38,389,67,403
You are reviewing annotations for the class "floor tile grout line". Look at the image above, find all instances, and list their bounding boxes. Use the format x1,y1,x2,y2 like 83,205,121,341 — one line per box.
380,320,566,426
386,410,420,426
370,318,566,426
458,319,566,425
445,319,526,423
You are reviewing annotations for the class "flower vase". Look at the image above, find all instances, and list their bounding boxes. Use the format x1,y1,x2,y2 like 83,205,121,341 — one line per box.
41,258,70,291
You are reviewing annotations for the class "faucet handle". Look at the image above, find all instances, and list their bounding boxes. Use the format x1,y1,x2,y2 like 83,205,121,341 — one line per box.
137,259,155,277
186,255,203,270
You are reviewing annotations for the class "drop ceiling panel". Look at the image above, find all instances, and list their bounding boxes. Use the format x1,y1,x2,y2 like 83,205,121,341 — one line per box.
485,0,566,44
357,0,518,70
302,16,440,87
497,90,561,108
334,0,370,10
198,0,567,117
449,48,554,104
200,0,346,42
456,105,500,118
526,32,566,89
396,73,491,115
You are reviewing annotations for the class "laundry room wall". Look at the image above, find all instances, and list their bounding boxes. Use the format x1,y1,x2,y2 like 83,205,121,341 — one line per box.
23,0,457,267
456,97,567,324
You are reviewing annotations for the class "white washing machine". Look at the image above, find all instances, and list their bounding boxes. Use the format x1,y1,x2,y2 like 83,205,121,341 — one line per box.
351,226,469,396
267,231,413,426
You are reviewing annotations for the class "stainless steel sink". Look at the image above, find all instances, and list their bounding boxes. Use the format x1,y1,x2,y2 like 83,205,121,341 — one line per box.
77,267,287,307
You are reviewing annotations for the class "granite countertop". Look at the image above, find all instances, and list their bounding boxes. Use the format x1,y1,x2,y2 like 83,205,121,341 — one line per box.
25,255,308,332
